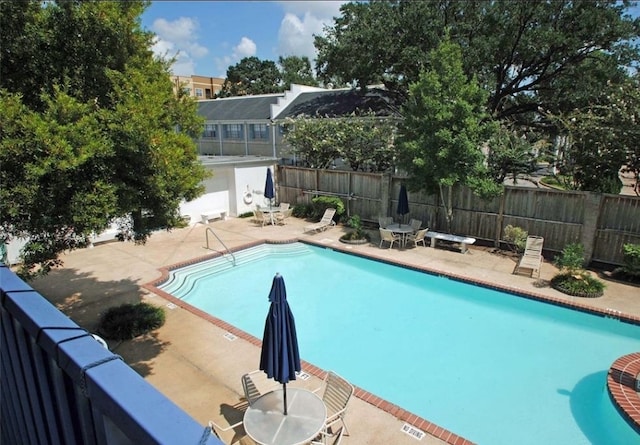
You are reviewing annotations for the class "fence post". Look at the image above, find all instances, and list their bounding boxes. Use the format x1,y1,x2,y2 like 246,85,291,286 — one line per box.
381,174,391,218
494,190,506,248
582,192,603,265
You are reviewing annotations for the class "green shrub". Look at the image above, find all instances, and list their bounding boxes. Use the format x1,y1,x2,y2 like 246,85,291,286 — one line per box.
292,203,313,218
553,243,585,274
98,302,166,341
238,211,254,218
311,196,345,222
550,272,605,298
503,224,528,253
340,215,369,241
619,243,640,277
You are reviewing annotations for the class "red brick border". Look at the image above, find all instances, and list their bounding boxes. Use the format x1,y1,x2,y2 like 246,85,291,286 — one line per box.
608,353,640,434
145,239,640,445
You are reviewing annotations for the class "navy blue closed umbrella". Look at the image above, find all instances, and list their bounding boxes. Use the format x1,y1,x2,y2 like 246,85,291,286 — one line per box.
397,184,410,224
264,167,275,210
259,273,301,415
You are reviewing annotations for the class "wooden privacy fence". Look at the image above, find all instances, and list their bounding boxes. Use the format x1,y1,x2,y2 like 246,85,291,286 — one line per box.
276,166,640,267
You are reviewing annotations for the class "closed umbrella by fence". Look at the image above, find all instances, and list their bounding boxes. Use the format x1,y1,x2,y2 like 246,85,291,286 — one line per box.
264,168,275,210
397,184,409,224
259,273,301,414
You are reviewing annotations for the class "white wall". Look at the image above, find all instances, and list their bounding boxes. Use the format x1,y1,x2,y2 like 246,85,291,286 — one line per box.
180,168,231,223
4,161,277,264
233,165,277,216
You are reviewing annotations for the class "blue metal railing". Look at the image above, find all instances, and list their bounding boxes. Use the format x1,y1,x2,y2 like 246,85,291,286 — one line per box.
0,265,221,445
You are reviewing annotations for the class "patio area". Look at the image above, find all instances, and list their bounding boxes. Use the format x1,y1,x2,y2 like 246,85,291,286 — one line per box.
29,215,640,445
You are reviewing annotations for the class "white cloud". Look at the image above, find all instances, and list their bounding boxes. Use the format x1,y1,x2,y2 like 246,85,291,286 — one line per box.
149,17,208,76
214,37,257,76
276,1,347,60
234,37,257,59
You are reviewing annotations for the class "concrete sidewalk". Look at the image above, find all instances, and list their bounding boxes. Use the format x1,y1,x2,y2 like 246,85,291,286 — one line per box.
30,216,640,445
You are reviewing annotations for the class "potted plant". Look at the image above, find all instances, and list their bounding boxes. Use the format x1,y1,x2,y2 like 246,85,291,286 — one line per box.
550,243,605,298
339,215,370,244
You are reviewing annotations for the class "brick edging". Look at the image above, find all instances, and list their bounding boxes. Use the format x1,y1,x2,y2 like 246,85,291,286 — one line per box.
144,239,640,445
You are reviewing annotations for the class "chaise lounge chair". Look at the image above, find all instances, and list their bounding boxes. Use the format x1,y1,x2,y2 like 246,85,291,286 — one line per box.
304,208,336,233
513,235,544,278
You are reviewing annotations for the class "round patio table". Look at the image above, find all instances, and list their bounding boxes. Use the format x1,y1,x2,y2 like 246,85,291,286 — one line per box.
385,223,414,247
243,387,326,445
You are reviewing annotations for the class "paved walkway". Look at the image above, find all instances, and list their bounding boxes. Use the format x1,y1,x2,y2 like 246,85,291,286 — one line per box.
30,216,640,445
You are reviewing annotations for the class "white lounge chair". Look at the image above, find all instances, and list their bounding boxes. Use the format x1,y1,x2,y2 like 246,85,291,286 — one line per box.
304,208,336,233
513,235,544,278
379,228,401,249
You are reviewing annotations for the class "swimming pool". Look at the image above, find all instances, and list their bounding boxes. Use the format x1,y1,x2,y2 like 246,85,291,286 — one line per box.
158,242,640,445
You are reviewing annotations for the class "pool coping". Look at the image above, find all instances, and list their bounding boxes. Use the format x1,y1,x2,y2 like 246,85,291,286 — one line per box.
144,238,640,445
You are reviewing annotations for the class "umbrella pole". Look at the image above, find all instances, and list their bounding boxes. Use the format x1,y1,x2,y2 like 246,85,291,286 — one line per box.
283,383,288,415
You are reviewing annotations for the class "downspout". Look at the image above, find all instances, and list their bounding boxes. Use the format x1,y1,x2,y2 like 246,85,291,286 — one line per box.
272,120,276,158
244,121,249,156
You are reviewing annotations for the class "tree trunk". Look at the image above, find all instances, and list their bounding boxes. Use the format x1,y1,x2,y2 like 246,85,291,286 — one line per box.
439,184,453,233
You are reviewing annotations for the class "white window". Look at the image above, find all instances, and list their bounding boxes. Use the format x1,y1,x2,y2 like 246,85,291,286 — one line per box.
250,123,269,140
195,88,203,97
203,124,217,138
224,124,243,139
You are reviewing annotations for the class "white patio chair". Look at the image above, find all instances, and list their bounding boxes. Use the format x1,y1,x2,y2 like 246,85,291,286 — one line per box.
311,371,354,442
253,209,267,227
408,228,429,247
275,208,293,225
379,228,400,249
409,218,422,231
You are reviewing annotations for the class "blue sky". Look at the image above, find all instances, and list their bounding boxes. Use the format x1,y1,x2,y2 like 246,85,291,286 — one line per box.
140,1,347,77
141,1,640,78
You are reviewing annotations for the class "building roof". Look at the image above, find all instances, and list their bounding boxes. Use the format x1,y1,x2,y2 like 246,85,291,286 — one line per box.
198,94,283,121
273,87,403,120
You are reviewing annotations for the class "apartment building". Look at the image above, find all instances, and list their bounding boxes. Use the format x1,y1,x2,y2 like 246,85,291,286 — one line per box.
172,75,224,99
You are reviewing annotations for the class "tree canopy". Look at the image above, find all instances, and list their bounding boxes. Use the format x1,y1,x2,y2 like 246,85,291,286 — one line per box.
0,0,207,278
283,113,397,172
315,0,640,123
218,55,319,97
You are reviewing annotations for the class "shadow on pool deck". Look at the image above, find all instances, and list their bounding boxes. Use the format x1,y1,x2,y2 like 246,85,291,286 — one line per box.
29,216,640,445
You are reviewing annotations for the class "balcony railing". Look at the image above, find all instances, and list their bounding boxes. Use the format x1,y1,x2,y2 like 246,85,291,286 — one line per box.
0,264,221,445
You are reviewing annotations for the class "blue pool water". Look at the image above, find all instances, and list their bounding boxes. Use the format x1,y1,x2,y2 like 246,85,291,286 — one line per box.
159,243,640,445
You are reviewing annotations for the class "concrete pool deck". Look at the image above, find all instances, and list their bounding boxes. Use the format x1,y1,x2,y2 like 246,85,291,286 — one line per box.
30,216,640,445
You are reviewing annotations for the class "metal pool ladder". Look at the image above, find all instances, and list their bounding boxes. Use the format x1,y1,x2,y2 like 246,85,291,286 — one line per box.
205,227,236,266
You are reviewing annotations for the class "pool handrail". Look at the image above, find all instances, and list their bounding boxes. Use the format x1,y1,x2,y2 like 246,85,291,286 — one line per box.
205,227,236,266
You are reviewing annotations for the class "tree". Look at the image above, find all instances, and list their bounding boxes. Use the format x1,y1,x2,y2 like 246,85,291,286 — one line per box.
282,114,397,171
315,1,640,123
487,125,537,184
397,38,500,232
219,57,282,97
545,76,640,193
279,56,318,89
0,1,207,278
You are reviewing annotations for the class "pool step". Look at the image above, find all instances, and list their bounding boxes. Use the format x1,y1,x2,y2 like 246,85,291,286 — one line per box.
159,243,312,296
